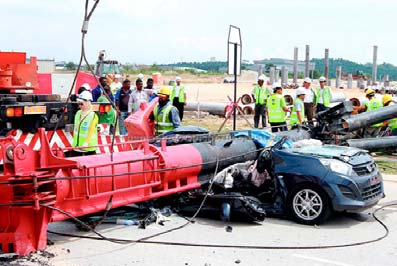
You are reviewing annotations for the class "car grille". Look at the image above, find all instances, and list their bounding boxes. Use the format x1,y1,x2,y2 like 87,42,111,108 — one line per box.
361,183,382,201
353,162,377,176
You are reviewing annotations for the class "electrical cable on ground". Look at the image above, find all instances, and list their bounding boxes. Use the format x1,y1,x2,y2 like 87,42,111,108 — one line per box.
46,203,396,250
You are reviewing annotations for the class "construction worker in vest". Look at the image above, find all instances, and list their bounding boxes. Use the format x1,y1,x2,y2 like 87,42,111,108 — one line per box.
70,91,98,156
315,76,332,113
363,88,383,137
382,94,397,136
290,87,307,129
170,76,187,121
252,75,270,128
267,82,290,133
302,77,317,126
151,87,181,136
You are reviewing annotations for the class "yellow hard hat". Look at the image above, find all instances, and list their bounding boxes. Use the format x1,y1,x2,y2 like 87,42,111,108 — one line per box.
383,94,392,105
158,86,171,96
366,88,374,95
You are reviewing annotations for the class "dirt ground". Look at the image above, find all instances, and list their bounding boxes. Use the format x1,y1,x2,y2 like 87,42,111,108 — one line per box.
160,70,369,103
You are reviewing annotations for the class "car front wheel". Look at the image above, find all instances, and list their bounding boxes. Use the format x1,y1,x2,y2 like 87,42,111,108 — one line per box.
288,186,331,225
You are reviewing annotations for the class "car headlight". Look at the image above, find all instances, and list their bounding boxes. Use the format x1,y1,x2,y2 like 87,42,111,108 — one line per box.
320,158,355,176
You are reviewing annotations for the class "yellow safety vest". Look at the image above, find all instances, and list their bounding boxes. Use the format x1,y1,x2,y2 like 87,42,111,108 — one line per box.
171,86,185,103
253,86,268,105
154,104,175,135
72,110,98,151
290,98,305,126
267,94,287,123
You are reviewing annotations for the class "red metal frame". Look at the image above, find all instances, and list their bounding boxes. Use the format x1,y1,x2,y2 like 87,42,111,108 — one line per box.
0,128,203,255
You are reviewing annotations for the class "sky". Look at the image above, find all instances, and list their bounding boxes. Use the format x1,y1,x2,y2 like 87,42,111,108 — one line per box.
1,0,396,65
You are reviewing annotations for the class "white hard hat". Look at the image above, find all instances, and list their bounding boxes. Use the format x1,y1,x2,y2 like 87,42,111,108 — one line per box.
272,82,282,89
296,87,307,96
303,77,312,83
137,73,144,80
78,90,93,102
175,76,182,81
81,83,91,91
258,75,266,81
319,76,326,82
115,74,122,79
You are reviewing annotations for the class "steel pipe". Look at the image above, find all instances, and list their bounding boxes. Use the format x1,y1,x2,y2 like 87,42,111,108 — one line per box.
347,136,397,152
342,104,397,132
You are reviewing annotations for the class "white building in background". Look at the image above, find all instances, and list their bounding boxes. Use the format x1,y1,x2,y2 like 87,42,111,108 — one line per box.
37,59,55,73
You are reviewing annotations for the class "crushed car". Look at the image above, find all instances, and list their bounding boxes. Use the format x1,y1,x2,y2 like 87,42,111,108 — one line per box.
163,128,385,225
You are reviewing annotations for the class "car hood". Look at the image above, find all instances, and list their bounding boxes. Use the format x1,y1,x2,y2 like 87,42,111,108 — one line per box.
288,145,366,161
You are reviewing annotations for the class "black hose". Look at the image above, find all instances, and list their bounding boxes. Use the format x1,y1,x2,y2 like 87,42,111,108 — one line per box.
46,203,395,250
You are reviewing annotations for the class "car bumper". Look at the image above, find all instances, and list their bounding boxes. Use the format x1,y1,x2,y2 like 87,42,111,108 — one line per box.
326,171,385,212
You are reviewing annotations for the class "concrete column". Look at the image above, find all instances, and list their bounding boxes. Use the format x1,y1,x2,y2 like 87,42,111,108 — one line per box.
324,48,330,85
293,47,298,84
269,67,275,85
336,66,342,88
372,45,378,85
347,73,353,89
384,74,390,87
281,66,288,85
357,78,363,90
275,69,280,82
305,45,310,78
258,64,264,76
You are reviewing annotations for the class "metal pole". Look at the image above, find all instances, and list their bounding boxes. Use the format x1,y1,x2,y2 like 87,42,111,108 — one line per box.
372,45,378,85
305,45,310,78
293,47,298,84
324,48,329,85
233,43,237,131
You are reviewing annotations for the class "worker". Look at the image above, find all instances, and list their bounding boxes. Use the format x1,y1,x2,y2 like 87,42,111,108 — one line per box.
137,73,145,81
302,77,317,126
315,76,332,113
144,78,157,101
110,74,122,95
70,91,98,156
382,94,397,136
170,76,187,121
92,77,108,102
252,75,270,128
290,87,307,128
128,79,151,114
115,79,132,135
267,82,290,132
363,88,383,137
97,86,116,135
150,87,181,136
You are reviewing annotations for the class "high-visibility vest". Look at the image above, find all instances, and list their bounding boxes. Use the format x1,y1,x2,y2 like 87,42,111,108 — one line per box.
171,86,185,103
154,103,175,135
253,86,268,105
387,103,397,130
316,86,331,107
290,98,305,126
365,98,383,127
267,94,287,123
72,110,98,151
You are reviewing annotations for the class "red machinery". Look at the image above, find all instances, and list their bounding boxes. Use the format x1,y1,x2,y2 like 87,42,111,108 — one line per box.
0,51,111,151
0,126,257,255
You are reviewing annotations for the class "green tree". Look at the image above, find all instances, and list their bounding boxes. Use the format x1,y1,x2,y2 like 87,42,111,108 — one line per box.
65,61,76,70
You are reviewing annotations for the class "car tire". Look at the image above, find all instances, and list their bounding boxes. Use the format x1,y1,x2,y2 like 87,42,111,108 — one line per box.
287,185,331,225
